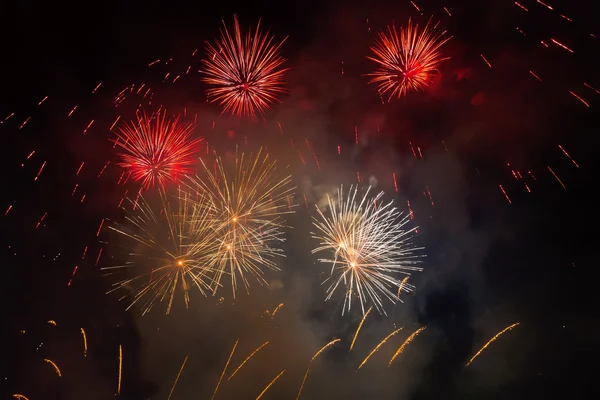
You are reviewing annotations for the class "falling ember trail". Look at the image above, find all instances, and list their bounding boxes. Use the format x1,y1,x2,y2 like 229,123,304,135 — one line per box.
255,370,286,400
44,359,61,377
569,91,589,107
296,368,310,400
97,218,105,236
168,356,188,400
480,54,492,68
228,342,269,381
12,394,29,400
397,276,409,297
529,70,542,81
466,323,520,366
558,145,579,167
389,326,427,365
499,185,512,204
311,338,341,362
547,166,566,189
358,328,403,369
34,161,46,181
117,345,123,395
350,307,372,352
551,38,573,53
47,320,57,326
211,340,238,400
81,328,87,357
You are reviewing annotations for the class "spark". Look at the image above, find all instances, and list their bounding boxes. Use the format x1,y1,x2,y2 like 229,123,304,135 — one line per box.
397,276,410,297
368,18,451,100
480,54,492,68
311,338,341,362
168,355,188,400
104,189,214,315
558,145,579,167
296,368,310,400
255,369,285,400
228,341,269,381
44,359,61,377
357,327,403,370
211,339,238,400
202,15,289,119
547,166,566,189
568,91,589,107
47,320,57,326
312,186,423,315
551,38,573,53
350,306,372,352
117,345,122,394
270,303,284,318
189,148,295,297
114,111,202,189
12,395,29,400
389,326,427,365
466,323,520,367
81,328,87,357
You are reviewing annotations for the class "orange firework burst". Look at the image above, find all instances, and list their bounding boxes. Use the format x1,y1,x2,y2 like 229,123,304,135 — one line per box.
202,15,289,119
115,112,202,189
367,18,451,100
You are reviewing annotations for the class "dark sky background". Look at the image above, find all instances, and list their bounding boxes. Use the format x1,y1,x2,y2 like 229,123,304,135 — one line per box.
1,0,598,399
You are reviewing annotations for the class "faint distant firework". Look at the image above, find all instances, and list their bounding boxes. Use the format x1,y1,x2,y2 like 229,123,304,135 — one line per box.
114,111,203,189
312,186,423,315
188,148,295,297
367,18,451,100
103,189,213,315
202,15,289,119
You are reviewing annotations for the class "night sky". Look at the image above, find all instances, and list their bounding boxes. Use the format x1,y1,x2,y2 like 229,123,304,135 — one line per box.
2,0,598,399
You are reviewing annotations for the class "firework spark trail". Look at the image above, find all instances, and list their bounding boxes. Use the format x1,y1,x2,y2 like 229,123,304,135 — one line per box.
389,326,427,366
190,148,295,297
357,327,403,370
350,306,372,352
117,345,123,394
168,355,188,400
397,275,410,297
114,111,202,189
311,338,341,362
312,186,424,315
270,303,284,318
211,340,238,400
466,323,520,367
255,369,285,400
202,15,289,119
228,341,269,381
81,328,87,357
367,18,451,100
47,320,56,326
295,368,310,400
103,189,214,315
44,359,61,377
12,395,29,400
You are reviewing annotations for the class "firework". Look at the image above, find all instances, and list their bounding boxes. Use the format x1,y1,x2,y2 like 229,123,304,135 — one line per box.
350,306,372,352
202,15,289,119
115,112,202,189
255,369,286,399
103,189,213,315
44,359,61,377
211,339,238,400
168,355,188,400
357,327,403,369
389,326,427,366
188,148,295,297
117,345,122,395
229,341,270,381
466,322,520,367
312,186,423,315
367,18,451,100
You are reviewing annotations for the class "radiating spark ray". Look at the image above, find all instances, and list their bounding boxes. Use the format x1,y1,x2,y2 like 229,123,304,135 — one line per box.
311,338,341,362
81,328,87,357
295,368,310,400
44,359,61,377
117,345,123,394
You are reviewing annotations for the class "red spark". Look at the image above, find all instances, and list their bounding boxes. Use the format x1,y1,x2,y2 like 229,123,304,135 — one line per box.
115,112,202,189
367,18,451,100
202,15,289,119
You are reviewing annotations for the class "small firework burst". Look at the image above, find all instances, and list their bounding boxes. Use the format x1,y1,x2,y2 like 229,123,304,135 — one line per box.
188,148,295,297
202,15,288,119
103,189,213,315
312,186,424,315
115,112,202,189
367,18,451,100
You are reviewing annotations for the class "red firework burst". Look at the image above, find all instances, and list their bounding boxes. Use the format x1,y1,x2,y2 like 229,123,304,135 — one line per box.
115,112,202,189
367,18,451,100
202,15,288,119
